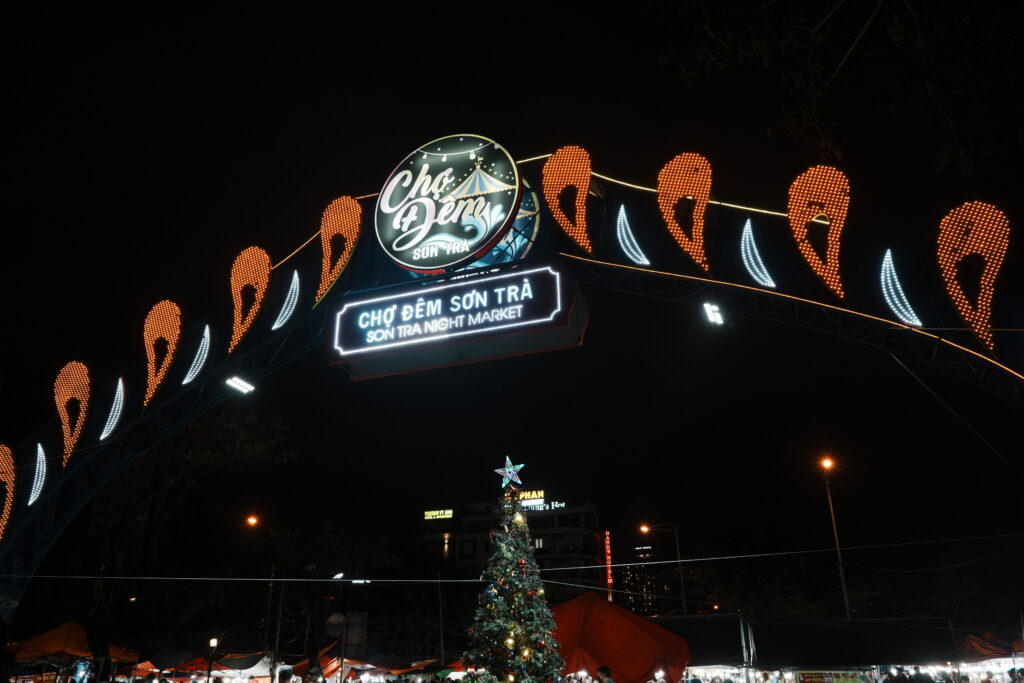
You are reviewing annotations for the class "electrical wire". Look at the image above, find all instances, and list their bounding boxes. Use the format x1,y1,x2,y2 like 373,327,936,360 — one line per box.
8,532,1021,584
885,351,1024,481
849,543,1024,573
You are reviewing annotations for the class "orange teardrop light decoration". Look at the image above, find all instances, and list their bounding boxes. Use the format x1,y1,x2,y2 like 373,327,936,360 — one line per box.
0,445,14,541
229,246,272,354
144,300,181,407
788,165,851,299
54,361,90,468
937,201,1010,352
542,146,593,253
316,196,362,304
657,153,713,271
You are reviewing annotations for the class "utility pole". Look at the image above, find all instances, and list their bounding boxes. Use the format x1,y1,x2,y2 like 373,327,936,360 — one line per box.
437,573,445,664
821,457,852,620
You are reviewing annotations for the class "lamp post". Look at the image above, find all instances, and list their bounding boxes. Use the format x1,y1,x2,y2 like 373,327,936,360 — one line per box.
820,457,852,620
206,638,219,683
640,522,687,614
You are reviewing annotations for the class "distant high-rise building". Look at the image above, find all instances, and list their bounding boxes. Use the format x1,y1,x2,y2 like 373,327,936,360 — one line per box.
619,542,678,615
421,490,603,604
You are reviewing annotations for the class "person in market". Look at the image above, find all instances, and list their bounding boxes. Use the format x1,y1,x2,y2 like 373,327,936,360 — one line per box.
912,667,935,683
598,666,615,683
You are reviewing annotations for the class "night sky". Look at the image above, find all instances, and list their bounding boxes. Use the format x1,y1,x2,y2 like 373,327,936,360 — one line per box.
2,5,1022,639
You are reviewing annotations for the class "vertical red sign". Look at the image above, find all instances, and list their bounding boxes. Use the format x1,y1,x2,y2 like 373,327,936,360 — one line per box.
604,530,613,602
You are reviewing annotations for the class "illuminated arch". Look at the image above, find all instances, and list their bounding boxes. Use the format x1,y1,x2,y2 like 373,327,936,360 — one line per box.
787,165,850,299
99,377,125,440
230,246,272,354
936,201,1010,352
182,325,211,385
543,146,593,254
616,206,650,266
880,250,922,327
317,197,362,304
740,219,776,288
28,445,46,506
54,361,90,469
273,271,300,330
0,446,13,542
144,300,181,407
657,153,713,271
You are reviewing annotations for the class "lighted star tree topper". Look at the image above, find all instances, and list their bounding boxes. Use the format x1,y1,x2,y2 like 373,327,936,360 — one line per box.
463,459,563,683
495,456,525,488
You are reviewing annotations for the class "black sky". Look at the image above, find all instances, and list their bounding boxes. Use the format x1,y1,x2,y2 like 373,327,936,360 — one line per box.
2,5,1022,630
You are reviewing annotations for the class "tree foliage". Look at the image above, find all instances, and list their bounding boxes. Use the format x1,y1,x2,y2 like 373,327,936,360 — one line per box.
463,488,564,683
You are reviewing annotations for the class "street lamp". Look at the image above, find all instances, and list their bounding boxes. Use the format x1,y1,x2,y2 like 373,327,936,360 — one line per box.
640,522,687,614
206,637,220,683
246,515,259,527
820,456,852,619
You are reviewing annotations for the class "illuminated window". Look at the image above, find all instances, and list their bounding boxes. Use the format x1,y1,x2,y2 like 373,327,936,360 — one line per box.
880,249,922,327
740,219,776,288
657,153,713,271
28,444,46,506
272,271,300,330
317,196,362,303
535,537,544,549
616,206,651,265
542,146,593,253
787,165,850,299
937,201,1010,352
99,377,125,440
144,300,181,407
703,303,724,325
0,445,13,541
54,361,90,469
182,325,211,385
229,246,272,354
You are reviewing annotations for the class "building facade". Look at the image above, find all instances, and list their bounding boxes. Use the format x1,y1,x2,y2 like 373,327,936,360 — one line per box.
421,490,604,604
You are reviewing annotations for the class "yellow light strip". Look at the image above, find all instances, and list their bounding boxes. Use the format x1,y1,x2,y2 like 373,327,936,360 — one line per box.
273,231,320,270
559,252,1024,384
516,153,553,164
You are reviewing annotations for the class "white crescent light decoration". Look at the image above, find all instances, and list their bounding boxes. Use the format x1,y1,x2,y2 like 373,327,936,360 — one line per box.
28,444,46,506
740,219,776,288
881,249,923,327
615,205,650,266
98,377,125,441
271,270,300,331
181,324,212,385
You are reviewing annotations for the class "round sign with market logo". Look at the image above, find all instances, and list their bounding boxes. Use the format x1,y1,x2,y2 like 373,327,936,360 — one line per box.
375,134,522,272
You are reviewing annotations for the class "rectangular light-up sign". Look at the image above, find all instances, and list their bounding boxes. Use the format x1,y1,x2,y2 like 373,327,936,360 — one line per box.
331,259,588,379
424,509,453,520
604,530,614,601
334,266,563,356
520,489,545,507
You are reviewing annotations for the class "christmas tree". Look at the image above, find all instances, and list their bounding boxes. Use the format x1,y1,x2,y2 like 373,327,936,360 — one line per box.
463,458,564,683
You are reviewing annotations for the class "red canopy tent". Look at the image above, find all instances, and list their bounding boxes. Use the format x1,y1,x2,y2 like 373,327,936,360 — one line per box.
8,621,139,664
168,656,234,673
550,592,691,683
958,632,1012,662
448,593,690,682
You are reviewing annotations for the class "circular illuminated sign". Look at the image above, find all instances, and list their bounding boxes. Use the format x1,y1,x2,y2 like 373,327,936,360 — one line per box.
375,134,522,272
